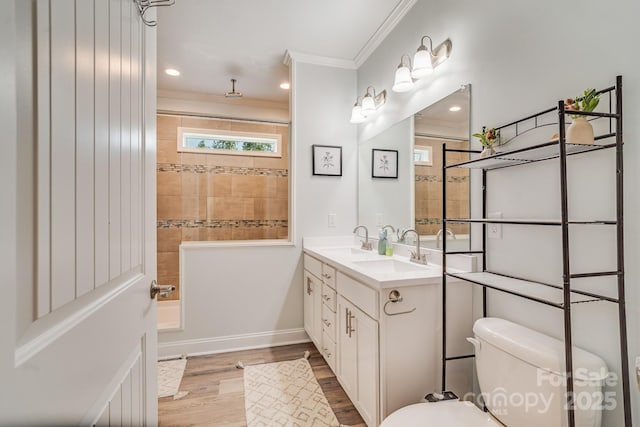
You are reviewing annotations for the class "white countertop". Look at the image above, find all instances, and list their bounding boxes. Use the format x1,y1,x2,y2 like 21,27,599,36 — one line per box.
303,236,476,290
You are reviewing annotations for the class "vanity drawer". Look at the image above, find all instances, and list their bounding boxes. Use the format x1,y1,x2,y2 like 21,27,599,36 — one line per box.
321,264,337,289
321,331,337,372
337,272,379,320
321,283,337,312
321,303,336,341
304,254,322,279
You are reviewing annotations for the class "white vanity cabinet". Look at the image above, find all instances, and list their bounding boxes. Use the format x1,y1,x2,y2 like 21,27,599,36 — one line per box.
303,254,338,366
337,294,379,427
320,282,338,370
302,269,322,347
302,249,474,427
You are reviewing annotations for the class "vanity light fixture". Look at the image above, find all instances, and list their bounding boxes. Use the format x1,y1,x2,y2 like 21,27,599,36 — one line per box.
390,36,452,95
449,105,462,112
392,54,415,93
280,82,290,90
350,96,366,124
411,36,435,79
350,87,386,124
361,86,387,116
410,35,453,80
165,68,180,76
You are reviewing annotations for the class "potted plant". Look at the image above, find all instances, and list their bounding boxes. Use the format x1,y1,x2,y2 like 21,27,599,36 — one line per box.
472,126,500,157
564,88,600,145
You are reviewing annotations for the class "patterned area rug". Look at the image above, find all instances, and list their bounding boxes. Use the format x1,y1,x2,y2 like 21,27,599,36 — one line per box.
158,358,188,399
244,358,341,427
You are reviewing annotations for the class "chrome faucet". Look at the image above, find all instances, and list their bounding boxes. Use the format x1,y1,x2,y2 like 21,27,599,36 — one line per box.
401,229,427,265
353,225,373,250
436,228,456,249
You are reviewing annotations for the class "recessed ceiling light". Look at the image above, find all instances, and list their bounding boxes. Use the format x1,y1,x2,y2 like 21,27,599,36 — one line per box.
280,82,290,90
449,105,462,112
165,68,180,77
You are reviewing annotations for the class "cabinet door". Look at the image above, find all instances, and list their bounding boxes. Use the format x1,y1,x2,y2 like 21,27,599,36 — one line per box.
355,308,379,427
303,271,322,346
338,296,357,398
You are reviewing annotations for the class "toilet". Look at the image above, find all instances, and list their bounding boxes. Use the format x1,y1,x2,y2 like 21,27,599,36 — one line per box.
381,318,608,427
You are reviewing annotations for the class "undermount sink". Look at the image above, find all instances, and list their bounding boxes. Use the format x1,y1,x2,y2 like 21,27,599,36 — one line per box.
325,248,372,255
323,247,379,260
352,258,433,273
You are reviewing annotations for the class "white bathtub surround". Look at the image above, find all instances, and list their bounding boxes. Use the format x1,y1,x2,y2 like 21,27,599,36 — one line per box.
303,236,476,426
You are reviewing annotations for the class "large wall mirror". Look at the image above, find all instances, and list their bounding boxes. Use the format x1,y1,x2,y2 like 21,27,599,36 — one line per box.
358,85,471,250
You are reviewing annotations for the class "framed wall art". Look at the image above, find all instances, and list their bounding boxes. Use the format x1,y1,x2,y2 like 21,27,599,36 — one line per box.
312,144,342,176
372,148,398,178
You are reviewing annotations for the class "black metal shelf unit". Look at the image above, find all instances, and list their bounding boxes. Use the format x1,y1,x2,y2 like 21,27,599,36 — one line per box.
440,76,631,427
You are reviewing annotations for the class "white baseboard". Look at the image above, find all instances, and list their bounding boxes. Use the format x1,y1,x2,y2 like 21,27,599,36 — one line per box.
158,328,311,359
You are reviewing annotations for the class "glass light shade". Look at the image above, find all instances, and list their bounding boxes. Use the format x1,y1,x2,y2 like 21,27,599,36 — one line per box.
350,105,366,124
411,48,433,79
361,94,376,116
392,65,414,93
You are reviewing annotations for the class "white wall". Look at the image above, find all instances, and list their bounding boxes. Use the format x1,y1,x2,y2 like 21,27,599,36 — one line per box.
157,89,289,123
291,61,359,238
358,117,413,234
158,59,358,356
357,0,640,425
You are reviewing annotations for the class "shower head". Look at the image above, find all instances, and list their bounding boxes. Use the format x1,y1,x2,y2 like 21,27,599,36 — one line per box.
224,78,243,98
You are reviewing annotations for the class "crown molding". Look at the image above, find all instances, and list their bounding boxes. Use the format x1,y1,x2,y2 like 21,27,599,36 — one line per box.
283,50,357,70
354,0,418,68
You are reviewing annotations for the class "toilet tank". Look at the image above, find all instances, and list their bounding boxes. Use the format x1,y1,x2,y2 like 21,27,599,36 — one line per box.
472,318,608,427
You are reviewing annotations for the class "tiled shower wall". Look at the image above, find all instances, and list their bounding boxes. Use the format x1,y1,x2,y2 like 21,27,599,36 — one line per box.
414,138,470,236
157,114,289,300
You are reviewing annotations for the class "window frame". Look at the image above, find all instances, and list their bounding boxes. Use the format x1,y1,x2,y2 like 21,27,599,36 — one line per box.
177,127,282,158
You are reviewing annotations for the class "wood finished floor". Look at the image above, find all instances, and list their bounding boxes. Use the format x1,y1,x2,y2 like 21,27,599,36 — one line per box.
158,342,366,427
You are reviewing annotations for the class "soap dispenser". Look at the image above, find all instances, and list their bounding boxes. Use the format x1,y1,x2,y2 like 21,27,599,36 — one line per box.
378,229,387,255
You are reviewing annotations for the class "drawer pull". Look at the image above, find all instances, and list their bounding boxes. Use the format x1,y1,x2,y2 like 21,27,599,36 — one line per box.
323,348,332,357
306,277,312,295
322,294,331,302
322,273,333,280
345,308,349,335
323,319,331,327
348,309,356,338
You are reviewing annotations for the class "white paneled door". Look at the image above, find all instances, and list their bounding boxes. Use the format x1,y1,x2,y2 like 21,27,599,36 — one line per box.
0,1,158,425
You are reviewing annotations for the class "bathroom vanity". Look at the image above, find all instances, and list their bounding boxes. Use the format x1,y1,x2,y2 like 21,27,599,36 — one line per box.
303,236,476,427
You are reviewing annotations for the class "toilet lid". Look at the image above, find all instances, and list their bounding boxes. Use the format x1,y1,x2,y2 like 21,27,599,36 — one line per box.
380,401,502,427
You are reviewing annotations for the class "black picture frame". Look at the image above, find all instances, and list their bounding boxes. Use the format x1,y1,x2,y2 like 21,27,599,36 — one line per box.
312,145,342,176
372,148,398,178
